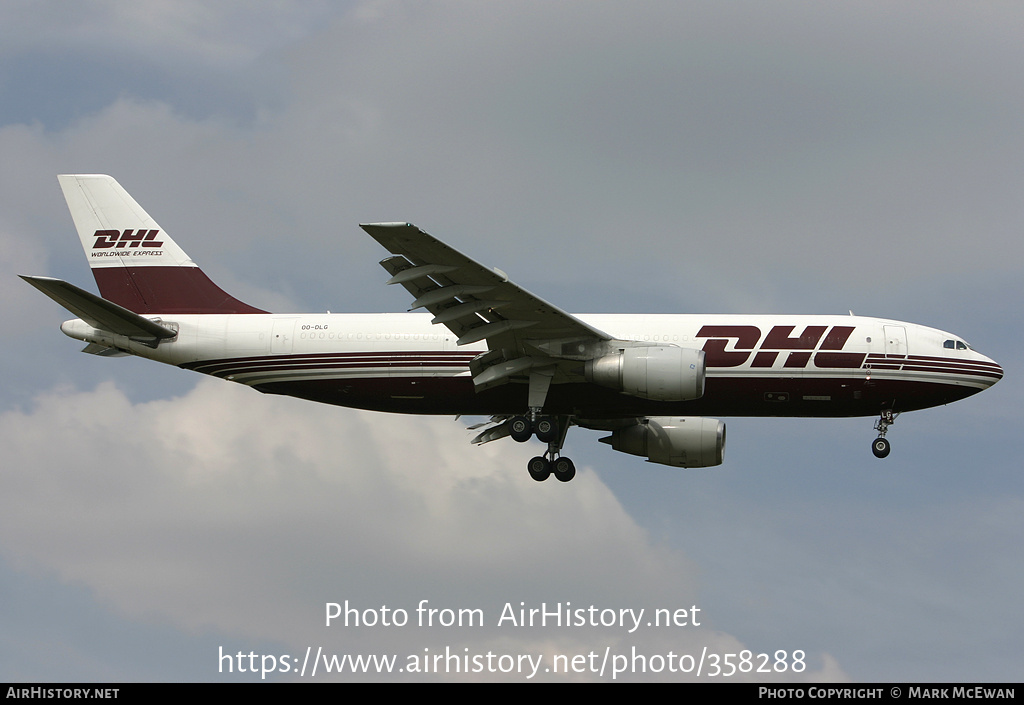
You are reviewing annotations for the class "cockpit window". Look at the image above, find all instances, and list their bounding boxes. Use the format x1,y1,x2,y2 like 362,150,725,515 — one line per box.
944,339,955,349
944,339,971,351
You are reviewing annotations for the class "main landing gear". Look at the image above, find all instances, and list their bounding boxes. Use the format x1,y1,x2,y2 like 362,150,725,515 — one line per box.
872,408,898,459
510,414,576,482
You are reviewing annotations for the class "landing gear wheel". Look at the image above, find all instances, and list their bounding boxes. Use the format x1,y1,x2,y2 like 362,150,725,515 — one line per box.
527,456,551,481
534,417,557,443
552,456,576,482
871,409,897,459
510,416,532,443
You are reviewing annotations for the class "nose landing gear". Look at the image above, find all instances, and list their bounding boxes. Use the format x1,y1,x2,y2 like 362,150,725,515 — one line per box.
872,409,898,459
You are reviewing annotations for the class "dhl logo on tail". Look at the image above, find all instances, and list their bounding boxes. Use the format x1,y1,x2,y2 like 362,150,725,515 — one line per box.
92,229,164,249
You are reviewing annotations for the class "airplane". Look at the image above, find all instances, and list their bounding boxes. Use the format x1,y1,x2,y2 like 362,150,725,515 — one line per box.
22,175,1003,482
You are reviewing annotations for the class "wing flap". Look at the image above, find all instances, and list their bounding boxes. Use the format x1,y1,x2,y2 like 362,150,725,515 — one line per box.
470,417,513,445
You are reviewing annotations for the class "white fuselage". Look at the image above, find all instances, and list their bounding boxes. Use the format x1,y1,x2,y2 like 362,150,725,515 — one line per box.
60,312,1002,419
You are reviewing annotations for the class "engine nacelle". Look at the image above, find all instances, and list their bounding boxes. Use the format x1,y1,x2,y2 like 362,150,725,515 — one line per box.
600,416,725,468
585,346,705,401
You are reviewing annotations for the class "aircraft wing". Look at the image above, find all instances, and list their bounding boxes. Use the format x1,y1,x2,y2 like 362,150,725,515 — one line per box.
360,222,613,392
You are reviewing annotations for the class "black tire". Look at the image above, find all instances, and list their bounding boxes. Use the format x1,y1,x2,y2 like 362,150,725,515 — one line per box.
872,437,891,459
552,457,576,482
534,417,557,443
510,416,532,443
528,456,551,481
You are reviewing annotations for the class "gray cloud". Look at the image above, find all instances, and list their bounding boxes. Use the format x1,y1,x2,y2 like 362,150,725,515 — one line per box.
1,0,1020,681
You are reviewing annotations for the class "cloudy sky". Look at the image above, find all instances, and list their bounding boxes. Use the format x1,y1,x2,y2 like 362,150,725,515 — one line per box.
1,1,1021,682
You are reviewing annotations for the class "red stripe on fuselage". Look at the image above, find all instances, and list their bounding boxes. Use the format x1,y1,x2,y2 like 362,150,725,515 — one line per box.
863,353,1003,380
182,351,478,377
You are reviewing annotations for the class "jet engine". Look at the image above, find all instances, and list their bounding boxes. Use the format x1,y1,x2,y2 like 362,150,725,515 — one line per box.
585,346,705,401
599,416,725,468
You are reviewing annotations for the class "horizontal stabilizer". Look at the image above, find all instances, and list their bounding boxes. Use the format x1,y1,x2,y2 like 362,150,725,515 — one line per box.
81,343,130,357
21,275,177,345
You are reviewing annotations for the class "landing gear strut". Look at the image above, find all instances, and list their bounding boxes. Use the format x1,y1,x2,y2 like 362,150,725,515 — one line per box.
516,415,576,482
872,409,897,459
516,369,576,482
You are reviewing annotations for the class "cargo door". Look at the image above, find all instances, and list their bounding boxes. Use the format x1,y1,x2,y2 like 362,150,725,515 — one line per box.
271,318,296,355
883,325,907,357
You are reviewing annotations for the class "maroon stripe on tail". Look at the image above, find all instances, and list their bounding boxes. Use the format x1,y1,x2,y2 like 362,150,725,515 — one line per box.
93,266,266,314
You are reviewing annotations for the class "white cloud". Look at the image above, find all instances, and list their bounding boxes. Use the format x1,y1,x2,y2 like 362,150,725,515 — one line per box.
0,378,845,680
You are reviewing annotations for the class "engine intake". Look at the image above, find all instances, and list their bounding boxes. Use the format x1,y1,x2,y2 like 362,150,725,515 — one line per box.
600,416,725,468
585,346,705,401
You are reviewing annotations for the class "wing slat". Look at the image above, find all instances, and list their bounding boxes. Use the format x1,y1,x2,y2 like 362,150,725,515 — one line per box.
361,223,610,343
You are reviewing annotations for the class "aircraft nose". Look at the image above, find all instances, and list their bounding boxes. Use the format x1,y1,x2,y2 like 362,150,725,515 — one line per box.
978,353,1003,386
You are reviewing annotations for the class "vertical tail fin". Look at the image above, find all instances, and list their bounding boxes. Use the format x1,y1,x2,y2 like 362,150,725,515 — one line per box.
58,174,266,314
